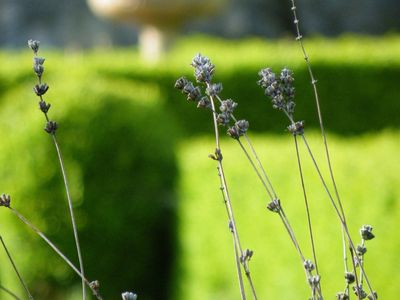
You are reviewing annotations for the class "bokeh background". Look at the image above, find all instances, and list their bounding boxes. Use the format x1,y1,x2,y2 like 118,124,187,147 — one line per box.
0,0,399,299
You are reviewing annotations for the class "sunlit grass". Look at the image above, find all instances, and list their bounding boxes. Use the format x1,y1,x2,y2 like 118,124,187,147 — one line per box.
175,130,400,299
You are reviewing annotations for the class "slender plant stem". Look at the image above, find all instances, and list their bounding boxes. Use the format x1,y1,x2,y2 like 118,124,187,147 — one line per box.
208,93,249,300
293,136,319,274
0,284,22,300
232,228,247,300
8,207,103,300
215,94,278,199
51,134,86,299
288,3,370,298
216,167,247,300
0,236,34,300
207,83,257,300
242,134,278,199
237,139,273,200
278,209,304,261
300,135,375,297
214,96,319,297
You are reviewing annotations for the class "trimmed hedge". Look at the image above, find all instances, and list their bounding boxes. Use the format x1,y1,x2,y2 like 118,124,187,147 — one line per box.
95,35,400,135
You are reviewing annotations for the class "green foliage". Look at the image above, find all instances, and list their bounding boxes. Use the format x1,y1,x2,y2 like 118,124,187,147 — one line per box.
0,55,179,299
174,131,400,299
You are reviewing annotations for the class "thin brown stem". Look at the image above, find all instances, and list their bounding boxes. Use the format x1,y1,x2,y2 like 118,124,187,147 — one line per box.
0,236,33,300
8,207,103,300
293,136,320,274
51,134,86,299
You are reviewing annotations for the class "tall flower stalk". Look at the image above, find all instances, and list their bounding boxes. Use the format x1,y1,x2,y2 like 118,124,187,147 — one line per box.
287,2,377,299
27,39,87,299
258,66,376,299
176,54,325,299
175,54,257,300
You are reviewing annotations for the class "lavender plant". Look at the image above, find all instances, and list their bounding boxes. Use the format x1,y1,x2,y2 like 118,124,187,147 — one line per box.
175,55,257,300
176,54,323,300
174,3,378,298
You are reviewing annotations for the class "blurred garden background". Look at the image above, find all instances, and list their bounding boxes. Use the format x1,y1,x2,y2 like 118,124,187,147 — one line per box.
0,0,399,299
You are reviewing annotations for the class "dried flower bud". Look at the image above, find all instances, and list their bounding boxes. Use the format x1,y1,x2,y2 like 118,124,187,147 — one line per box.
360,225,375,241
33,64,44,77
0,194,11,207
304,259,315,272
174,77,189,90
206,83,223,96
267,198,281,213
191,53,210,68
287,121,304,135
241,249,254,263
345,272,355,284
217,113,230,126
356,244,367,256
219,99,237,114
33,83,49,96
34,57,45,66
227,126,240,140
194,63,215,83
44,120,58,134
235,120,249,135
308,275,320,288
121,292,137,300
192,54,215,83
28,39,40,53
197,96,211,109
258,68,276,88
280,68,294,85
39,100,51,113
182,82,201,101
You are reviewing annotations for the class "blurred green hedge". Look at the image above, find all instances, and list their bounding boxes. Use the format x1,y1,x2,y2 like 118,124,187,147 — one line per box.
95,35,400,135
0,53,180,299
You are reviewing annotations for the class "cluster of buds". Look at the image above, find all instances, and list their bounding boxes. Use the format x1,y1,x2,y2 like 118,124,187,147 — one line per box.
28,40,58,135
175,54,249,140
338,225,377,299
191,53,215,83
257,67,296,116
